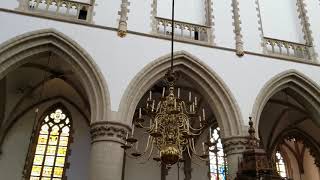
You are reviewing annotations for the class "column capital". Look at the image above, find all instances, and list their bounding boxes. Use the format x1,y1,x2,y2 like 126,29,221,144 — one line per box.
222,136,248,155
90,121,131,144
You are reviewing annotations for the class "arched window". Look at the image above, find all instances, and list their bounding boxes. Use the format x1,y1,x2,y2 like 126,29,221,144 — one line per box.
209,127,227,180
26,104,72,180
275,151,288,178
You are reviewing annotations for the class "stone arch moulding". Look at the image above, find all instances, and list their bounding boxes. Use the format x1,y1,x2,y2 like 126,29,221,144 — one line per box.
0,28,111,124
251,69,320,131
118,50,244,137
270,128,320,168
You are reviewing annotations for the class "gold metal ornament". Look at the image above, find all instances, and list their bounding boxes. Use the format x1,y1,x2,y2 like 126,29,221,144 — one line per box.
121,71,211,166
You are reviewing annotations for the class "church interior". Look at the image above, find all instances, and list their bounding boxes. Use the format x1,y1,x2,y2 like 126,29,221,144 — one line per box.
1,0,320,180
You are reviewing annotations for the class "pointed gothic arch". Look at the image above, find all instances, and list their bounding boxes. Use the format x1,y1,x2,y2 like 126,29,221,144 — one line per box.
270,128,320,168
0,28,111,124
251,69,320,131
118,51,243,137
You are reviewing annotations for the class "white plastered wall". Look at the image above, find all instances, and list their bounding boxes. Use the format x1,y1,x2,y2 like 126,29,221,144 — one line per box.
259,0,304,43
212,0,234,48
157,0,206,25
2,11,320,127
127,0,153,33
238,0,263,52
0,101,90,180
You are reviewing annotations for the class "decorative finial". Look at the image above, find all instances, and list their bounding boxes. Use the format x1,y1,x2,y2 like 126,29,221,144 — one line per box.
236,49,244,57
248,116,255,137
247,117,258,148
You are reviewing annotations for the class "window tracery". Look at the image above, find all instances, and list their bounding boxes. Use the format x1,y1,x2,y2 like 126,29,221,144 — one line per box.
26,105,72,180
209,127,227,180
275,151,288,178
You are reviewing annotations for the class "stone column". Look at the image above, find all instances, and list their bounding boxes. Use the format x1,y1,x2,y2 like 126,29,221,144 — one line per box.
89,121,130,180
222,136,247,179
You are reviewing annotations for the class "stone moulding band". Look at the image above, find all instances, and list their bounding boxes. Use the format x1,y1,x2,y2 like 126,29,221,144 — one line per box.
222,136,248,155
90,121,131,144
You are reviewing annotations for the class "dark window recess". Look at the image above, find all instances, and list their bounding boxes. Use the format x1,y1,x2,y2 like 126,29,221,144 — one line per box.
194,31,199,40
78,9,88,20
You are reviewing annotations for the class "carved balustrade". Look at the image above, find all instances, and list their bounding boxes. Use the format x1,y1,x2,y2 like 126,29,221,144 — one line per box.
155,16,211,43
27,0,91,21
264,37,311,60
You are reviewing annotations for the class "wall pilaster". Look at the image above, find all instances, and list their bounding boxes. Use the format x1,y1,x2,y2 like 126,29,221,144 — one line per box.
89,121,130,180
231,0,244,56
118,0,130,37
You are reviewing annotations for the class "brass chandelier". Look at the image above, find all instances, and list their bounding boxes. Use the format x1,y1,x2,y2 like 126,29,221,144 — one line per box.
121,0,212,166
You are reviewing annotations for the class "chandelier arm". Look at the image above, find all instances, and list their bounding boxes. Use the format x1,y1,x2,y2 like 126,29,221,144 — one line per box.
137,140,155,164
187,144,193,160
188,130,203,135
187,130,202,136
186,143,209,163
190,150,209,162
190,156,209,167
126,153,143,159
189,138,206,158
188,140,195,153
146,139,155,160
139,136,153,156
135,122,152,130
126,136,154,160
181,101,191,114
189,125,205,131
190,138,197,153
125,146,146,159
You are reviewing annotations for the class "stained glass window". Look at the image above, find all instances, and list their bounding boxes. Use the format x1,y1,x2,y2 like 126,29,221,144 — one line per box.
209,127,227,180
275,151,287,178
29,106,71,180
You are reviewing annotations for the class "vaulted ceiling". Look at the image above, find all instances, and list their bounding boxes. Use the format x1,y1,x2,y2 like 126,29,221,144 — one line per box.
0,52,91,142
259,89,320,151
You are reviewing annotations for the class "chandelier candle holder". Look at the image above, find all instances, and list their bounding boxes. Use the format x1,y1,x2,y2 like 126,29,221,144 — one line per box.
121,72,213,166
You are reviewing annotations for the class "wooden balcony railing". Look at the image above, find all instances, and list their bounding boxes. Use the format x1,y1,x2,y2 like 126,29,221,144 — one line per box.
155,16,211,43
27,0,92,21
263,37,311,60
